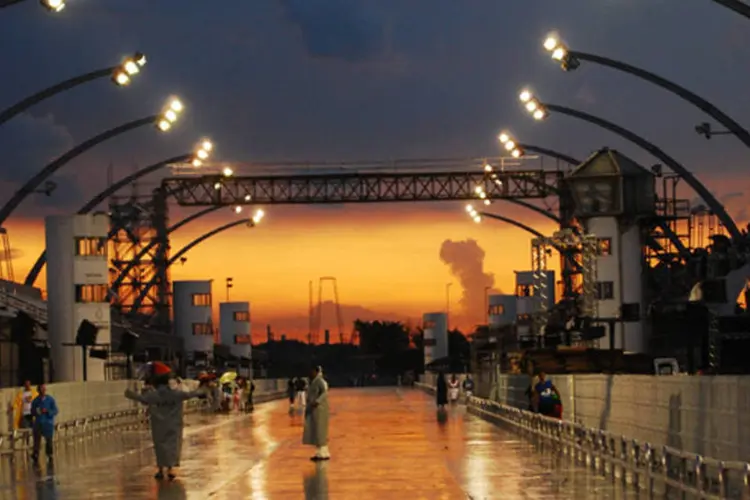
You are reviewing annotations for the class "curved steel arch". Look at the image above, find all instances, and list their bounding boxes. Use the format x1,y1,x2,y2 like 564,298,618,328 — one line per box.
543,102,740,241
0,115,157,228
107,206,224,294
712,0,750,20
0,67,116,127
127,218,255,314
569,50,750,149
23,153,191,286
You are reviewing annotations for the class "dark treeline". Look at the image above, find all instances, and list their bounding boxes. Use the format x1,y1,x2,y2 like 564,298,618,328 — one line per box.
255,320,470,387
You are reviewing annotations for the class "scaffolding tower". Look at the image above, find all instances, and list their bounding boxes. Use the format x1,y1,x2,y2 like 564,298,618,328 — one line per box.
530,238,550,339
312,277,343,345
0,228,14,282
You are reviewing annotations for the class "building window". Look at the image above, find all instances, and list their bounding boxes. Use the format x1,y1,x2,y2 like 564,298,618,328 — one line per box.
516,284,534,297
597,238,612,256
488,304,505,315
75,284,108,303
516,313,531,322
192,323,212,336
75,237,107,257
191,293,211,306
233,311,249,322
595,281,615,300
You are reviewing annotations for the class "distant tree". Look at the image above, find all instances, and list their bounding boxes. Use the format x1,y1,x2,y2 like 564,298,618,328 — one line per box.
354,320,410,356
448,330,470,360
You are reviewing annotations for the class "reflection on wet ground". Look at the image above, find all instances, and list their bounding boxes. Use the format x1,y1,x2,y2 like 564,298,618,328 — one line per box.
0,388,643,499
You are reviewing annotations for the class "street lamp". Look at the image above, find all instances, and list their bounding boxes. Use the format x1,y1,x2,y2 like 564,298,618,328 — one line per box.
128,210,265,314
0,53,147,127
541,33,750,149
0,96,184,230
23,139,212,286
226,277,233,302
516,88,741,241
0,0,64,11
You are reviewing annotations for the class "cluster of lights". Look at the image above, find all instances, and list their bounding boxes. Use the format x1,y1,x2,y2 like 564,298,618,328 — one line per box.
157,98,184,132
543,34,579,71
251,209,265,224
519,89,547,121
497,132,524,158
40,0,65,12
112,53,147,86
465,204,481,224
232,194,253,213
191,140,213,167
474,183,491,206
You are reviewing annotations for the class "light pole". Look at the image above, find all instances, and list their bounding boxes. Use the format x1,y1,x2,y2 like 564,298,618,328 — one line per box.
517,88,741,241
712,0,750,20
0,54,146,127
23,140,214,285
541,34,750,149
0,96,184,230
0,0,64,11
226,277,233,302
128,210,265,314
445,283,452,330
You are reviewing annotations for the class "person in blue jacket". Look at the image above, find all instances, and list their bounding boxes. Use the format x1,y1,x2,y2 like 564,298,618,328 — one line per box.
31,384,58,463
532,371,561,418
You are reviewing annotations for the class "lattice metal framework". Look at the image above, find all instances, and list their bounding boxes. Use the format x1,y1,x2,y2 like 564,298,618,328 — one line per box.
530,239,550,339
160,170,563,206
109,193,169,327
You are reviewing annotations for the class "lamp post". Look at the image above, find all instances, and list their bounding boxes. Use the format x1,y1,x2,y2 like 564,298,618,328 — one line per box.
0,96,184,230
226,277,233,302
128,210,265,314
0,54,146,127
541,34,750,149
445,283,452,330
0,0,64,11
712,0,750,20
23,139,213,286
517,88,741,241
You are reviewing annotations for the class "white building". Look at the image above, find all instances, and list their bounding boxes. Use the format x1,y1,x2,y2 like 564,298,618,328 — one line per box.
567,148,654,353
423,312,448,365
173,280,214,363
46,214,111,382
514,270,555,344
219,302,251,374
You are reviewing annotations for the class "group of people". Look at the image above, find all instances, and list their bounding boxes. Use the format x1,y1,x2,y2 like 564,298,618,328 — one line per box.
12,381,59,465
526,371,563,418
435,373,474,409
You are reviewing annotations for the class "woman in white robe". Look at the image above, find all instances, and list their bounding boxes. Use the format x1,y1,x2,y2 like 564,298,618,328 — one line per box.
302,365,330,461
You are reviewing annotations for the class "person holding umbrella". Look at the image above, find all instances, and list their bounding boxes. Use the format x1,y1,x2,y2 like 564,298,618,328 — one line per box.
124,361,207,481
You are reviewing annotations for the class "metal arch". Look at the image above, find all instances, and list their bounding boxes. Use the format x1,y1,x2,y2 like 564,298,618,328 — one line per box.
0,67,116,127
712,0,750,19
0,0,24,7
109,206,224,293
545,103,741,241
23,154,191,286
519,144,580,167
479,211,582,272
127,218,255,315
160,169,563,206
0,115,157,229
570,50,750,150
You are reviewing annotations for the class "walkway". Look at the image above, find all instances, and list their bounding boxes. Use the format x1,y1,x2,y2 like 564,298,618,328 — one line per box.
0,388,638,499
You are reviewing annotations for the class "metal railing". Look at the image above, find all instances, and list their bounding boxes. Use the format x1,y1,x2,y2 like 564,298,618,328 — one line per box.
0,390,287,457
469,397,750,500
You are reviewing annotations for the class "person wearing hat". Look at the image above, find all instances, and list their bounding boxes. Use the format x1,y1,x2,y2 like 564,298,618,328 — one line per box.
302,365,330,461
124,361,207,480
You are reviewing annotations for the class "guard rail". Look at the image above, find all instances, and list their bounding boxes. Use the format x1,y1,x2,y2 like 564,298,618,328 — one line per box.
0,389,286,457
469,397,750,500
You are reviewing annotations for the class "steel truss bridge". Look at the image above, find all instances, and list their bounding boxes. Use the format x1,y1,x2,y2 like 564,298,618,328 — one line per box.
110,162,573,327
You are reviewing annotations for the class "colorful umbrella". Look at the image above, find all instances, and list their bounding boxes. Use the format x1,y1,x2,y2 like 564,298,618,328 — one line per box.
219,371,237,385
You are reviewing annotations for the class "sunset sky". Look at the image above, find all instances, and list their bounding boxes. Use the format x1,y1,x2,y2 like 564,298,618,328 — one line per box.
2,1,750,339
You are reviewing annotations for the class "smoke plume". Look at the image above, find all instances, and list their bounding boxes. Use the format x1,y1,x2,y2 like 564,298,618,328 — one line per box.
439,239,495,325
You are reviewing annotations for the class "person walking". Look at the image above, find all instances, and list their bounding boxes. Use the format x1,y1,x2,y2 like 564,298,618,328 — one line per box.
435,372,448,410
295,376,308,408
30,384,58,464
303,365,330,461
288,377,297,410
124,361,207,480
13,380,37,430
448,375,460,404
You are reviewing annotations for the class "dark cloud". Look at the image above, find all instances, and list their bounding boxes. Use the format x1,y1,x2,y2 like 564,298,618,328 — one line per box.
0,113,74,184
439,239,494,325
278,0,387,62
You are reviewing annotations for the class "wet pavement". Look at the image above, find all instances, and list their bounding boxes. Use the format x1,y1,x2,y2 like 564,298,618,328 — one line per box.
0,388,641,499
